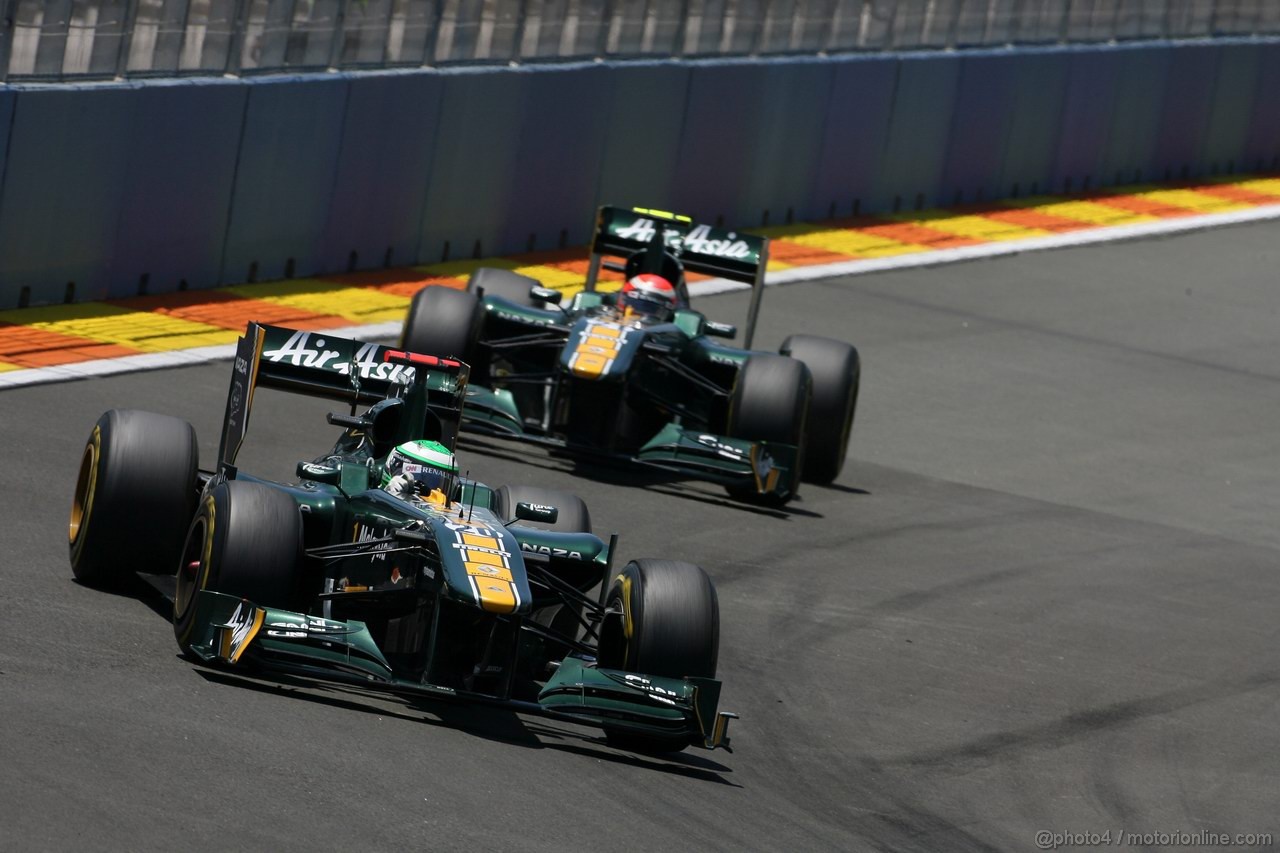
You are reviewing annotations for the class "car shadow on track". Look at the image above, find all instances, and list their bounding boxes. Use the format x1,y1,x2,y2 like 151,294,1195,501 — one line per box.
91,565,742,785
460,434,830,520
192,668,741,786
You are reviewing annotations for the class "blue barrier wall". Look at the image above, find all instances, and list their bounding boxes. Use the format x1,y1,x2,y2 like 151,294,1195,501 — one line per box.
1100,46,1169,187
997,50,1069,199
111,79,247,297
942,53,1019,205
0,86,143,303
2,37,1279,306
593,62,690,216
809,55,899,218
1153,43,1218,180
498,63,612,253
1244,41,1280,172
222,75,350,283
321,71,444,273
873,55,962,211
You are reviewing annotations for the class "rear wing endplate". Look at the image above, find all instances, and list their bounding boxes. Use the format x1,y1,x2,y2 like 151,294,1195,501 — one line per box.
218,322,469,470
583,206,771,348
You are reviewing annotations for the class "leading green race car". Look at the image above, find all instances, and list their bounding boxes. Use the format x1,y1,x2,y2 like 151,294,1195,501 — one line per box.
68,322,735,753
400,206,861,506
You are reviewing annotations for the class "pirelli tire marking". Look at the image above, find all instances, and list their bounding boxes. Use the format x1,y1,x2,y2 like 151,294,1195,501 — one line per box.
568,321,628,379
69,425,102,559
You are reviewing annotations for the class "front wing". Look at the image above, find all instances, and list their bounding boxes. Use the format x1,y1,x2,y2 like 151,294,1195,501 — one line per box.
462,386,799,500
184,591,736,750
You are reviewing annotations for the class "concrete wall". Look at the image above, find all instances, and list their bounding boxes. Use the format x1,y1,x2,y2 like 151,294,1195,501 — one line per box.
1,38,1277,306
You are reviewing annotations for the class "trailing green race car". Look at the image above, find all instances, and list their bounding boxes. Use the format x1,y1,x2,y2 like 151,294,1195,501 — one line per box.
400,206,861,505
68,322,735,753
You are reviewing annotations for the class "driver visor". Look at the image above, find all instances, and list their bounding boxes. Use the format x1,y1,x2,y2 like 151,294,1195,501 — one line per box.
622,293,671,318
399,463,450,494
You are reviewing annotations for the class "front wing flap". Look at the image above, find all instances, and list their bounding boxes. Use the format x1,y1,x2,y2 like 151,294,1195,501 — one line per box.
185,591,394,681
538,656,736,750
635,423,798,499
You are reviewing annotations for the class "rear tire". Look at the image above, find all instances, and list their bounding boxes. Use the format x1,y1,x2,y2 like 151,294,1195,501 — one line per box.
781,335,860,484
173,481,305,656
724,354,810,504
69,409,199,589
400,285,482,363
468,267,545,308
597,559,719,753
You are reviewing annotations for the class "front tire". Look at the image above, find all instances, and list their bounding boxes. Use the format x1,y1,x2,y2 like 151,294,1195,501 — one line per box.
597,559,719,752
725,353,810,504
781,335,860,484
173,481,305,656
70,409,199,589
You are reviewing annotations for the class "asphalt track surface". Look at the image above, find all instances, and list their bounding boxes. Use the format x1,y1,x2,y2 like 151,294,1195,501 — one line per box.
3,222,1279,852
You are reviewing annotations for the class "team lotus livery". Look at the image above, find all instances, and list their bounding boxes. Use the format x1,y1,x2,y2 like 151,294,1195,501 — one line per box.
68,322,734,753
400,206,861,505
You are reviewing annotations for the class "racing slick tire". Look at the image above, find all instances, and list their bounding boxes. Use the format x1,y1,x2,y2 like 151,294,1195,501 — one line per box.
493,484,591,533
400,284,482,363
597,559,719,753
70,409,199,589
724,353,810,504
174,481,305,656
781,335,860,485
468,267,546,308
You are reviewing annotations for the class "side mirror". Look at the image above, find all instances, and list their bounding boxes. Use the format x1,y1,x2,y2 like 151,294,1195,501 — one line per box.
530,286,563,305
297,460,341,484
514,501,559,524
705,321,737,339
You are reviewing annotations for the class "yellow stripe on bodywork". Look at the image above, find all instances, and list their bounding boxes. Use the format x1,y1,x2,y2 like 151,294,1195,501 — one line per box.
464,548,508,570
473,577,517,613
568,321,626,379
446,516,519,614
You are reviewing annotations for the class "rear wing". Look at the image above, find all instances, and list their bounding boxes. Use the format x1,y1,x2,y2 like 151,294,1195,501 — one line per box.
583,206,771,347
218,323,470,470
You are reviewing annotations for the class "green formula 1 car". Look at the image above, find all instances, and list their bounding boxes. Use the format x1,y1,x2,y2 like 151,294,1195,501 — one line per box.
68,322,734,753
400,206,861,505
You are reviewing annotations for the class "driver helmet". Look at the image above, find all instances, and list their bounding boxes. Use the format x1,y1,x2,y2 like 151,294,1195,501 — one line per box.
620,273,677,322
381,440,457,503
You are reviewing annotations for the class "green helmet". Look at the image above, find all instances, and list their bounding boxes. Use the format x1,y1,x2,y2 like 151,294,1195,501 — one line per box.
382,440,457,497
